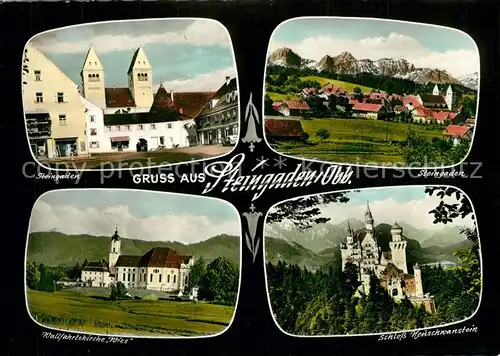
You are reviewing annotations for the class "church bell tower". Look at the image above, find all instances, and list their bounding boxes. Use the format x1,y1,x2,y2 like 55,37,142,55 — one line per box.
109,227,121,275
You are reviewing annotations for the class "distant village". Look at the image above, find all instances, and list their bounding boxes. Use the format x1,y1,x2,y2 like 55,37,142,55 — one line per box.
265,82,475,146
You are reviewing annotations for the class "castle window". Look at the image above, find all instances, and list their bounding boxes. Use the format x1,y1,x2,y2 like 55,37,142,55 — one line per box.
173,275,176,283
127,274,130,282
167,123,172,129
35,92,43,103
123,273,125,281
57,92,65,103
90,115,96,123
150,274,153,282
112,248,115,252
132,274,135,282
34,70,41,81
167,275,170,283
151,124,156,130
138,124,144,131
159,274,162,283
392,288,398,296
90,128,97,136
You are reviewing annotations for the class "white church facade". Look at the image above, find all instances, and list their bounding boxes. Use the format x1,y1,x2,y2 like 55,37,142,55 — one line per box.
81,228,194,293
340,203,436,314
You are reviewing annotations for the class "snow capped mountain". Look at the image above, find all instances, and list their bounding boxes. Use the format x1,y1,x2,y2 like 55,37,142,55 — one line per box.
457,72,479,90
268,47,476,89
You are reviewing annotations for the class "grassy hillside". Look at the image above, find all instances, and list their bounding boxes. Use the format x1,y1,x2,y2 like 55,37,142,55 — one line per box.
27,231,240,267
300,76,373,93
275,118,444,164
28,289,233,336
266,92,300,101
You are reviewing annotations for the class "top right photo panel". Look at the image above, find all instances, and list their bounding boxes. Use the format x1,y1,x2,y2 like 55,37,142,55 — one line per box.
264,18,479,168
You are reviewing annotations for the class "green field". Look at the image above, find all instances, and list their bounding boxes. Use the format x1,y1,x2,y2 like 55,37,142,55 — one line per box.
272,118,444,164
267,92,300,101
299,76,373,93
28,289,234,336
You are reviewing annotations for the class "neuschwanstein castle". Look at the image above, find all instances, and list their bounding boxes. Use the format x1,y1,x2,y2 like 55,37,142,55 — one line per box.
81,228,194,293
340,203,436,313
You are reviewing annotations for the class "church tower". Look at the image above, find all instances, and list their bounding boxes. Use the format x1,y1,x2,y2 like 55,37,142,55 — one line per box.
109,227,121,275
127,47,154,110
364,202,374,232
414,263,424,298
81,46,106,108
389,222,408,273
432,84,440,96
445,85,456,111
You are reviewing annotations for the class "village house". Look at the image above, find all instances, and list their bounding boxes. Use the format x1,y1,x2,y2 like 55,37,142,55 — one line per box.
194,77,239,146
277,100,311,116
351,102,387,120
23,44,88,159
443,125,472,145
265,118,309,142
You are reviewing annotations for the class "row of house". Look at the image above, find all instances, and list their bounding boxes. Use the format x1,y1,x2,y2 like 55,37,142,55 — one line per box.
267,82,473,144
23,44,238,159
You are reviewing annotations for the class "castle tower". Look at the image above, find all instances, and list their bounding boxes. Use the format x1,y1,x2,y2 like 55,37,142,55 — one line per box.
346,221,354,244
109,227,121,274
414,262,424,298
432,84,440,96
127,47,154,109
445,85,455,111
81,46,106,108
389,222,408,273
364,202,374,232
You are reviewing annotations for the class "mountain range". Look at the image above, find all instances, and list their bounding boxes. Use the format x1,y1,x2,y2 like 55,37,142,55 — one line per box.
265,218,469,253
268,47,478,90
265,222,472,271
27,231,241,267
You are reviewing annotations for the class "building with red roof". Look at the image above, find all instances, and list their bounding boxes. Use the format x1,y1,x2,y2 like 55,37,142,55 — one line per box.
443,124,472,145
265,118,309,142
277,100,311,117
351,102,386,119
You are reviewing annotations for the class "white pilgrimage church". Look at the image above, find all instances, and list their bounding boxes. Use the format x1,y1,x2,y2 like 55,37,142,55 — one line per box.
81,228,194,293
340,203,436,313
23,44,223,158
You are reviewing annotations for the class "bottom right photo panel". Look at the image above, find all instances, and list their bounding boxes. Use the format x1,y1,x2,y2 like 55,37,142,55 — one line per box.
264,185,481,336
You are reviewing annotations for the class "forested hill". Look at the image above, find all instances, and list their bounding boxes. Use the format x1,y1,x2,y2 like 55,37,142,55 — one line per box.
27,231,240,267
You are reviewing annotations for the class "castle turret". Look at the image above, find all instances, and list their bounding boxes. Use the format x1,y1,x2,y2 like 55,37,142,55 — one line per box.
414,262,424,298
346,221,354,244
109,227,121,274
364,202,374,232
389,222,408,273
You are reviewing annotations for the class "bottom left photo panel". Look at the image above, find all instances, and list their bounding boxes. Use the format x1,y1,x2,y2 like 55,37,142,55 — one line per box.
24,189,242,338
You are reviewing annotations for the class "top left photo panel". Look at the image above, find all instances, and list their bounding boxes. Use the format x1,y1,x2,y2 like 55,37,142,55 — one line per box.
22,18,239,171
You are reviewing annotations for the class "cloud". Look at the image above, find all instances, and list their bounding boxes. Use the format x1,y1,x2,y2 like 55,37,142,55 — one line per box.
269,32,479,78
32,19,232,54
156,66,237,92
315,195,475,230
30,201,240,244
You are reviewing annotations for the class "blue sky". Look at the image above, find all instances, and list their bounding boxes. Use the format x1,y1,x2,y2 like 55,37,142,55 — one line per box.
269,18,479,78
29,19,236,92
313,186,475,229
30,190,240,243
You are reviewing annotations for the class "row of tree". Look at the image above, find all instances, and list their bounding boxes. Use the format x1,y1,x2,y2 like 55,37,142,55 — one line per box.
26,256,239,306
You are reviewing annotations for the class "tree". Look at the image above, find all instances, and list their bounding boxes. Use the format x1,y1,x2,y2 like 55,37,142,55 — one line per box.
353,87,362,94
400,127,439,167
425,186,480,299
267,192,352,230
264,94,278,116
316,128,329,142
110,281,127,300
199,257,239,305
185,257,206,293
26,261,40,290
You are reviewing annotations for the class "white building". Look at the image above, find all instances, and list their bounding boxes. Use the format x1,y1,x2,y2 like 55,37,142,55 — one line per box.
81,228,194,292
78,84,198,152
340,203,436,313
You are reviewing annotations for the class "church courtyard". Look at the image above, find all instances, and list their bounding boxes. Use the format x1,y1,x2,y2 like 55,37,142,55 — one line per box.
39,145,233,170
27,289,234,336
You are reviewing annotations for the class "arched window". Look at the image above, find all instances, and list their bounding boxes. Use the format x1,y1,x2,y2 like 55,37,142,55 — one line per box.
392,288,398,296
